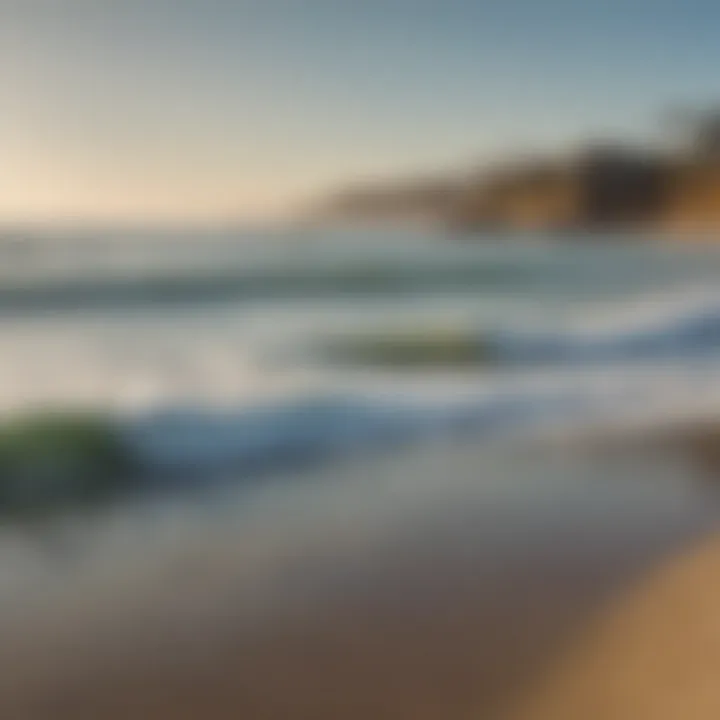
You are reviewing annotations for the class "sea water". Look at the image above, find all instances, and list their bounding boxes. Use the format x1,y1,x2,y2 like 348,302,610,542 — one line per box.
3,229,720,465
0,229,720,571
0,229,719,717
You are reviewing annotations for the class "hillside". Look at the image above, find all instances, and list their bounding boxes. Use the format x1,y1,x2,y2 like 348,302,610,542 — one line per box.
319,115,720,234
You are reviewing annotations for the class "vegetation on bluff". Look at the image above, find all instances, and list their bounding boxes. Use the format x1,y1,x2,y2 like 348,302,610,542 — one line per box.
321,110,720,233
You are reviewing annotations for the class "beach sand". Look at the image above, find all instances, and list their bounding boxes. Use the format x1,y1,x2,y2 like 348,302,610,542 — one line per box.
0,439,715,720
507,533,720,719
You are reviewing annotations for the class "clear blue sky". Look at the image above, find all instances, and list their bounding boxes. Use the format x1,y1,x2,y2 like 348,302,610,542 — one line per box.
1,0,719,222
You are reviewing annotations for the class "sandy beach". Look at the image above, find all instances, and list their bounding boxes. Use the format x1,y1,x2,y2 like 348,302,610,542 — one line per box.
0,438,715,719
507,532,720,719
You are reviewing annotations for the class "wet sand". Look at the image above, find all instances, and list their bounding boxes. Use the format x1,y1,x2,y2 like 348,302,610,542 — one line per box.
506,532,720,720
0,438,716,719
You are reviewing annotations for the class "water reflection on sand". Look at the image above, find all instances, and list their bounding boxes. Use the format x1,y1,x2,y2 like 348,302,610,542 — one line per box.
0,435,716,719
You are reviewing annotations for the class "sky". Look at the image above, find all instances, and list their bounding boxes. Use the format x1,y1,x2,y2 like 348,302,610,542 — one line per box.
0,0,719,224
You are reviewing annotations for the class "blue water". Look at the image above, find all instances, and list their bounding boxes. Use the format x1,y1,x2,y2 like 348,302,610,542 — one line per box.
4,229,720,481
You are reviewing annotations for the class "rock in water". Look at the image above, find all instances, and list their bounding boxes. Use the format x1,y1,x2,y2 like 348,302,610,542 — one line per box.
0,413,135,515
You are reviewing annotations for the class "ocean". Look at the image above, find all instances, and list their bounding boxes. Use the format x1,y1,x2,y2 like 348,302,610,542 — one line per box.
4,228,720,471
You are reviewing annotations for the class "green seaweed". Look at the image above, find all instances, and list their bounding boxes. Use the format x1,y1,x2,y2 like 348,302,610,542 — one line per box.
0,412,136,516
324,328,497,368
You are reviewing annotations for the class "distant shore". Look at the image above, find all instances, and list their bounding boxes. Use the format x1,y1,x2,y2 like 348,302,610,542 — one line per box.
319,115,720,236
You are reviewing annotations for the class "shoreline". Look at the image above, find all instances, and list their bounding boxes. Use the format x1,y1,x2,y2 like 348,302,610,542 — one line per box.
0,438,714,718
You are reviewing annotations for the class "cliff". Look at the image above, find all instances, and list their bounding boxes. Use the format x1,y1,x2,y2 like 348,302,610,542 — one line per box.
661,161,720,230
449,146,672,232
320,115,720,234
